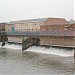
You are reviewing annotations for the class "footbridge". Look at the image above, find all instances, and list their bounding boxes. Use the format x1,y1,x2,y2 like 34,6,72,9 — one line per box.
0,31,75,50
2,30,75,36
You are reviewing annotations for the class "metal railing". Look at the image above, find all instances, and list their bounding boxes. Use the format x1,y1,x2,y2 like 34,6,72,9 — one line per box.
0,30,75,36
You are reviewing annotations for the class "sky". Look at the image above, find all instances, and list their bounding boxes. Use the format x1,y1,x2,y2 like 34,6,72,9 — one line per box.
0,0,74,22
74,0,75,20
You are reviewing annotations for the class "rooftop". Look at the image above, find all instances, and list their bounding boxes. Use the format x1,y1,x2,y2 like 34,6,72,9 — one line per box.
9,17,67,24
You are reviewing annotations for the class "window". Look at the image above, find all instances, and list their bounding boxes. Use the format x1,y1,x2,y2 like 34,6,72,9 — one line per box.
65,28,68,31
64,26,67,27
34,23,36,25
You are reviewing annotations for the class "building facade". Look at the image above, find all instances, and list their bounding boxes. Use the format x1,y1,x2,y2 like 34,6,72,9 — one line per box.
9,18,68,32
15,22,42,32
9,18,45,32
40,18,69,35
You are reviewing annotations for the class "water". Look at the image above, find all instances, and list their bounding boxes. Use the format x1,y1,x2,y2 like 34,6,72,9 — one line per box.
0,43,74,75
3,43,22,50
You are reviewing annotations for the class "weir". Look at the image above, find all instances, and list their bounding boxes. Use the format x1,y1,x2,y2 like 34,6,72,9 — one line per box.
7,36,40,50
6,35,75,51
0,31,75,52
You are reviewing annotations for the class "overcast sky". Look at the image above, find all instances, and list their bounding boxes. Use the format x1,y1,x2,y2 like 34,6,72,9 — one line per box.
0,0,74,22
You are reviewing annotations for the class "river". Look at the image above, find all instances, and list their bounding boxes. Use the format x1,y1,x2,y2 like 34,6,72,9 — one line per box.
0,43,74,75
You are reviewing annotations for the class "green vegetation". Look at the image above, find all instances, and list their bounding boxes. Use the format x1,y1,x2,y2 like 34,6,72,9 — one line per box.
22,37,30,45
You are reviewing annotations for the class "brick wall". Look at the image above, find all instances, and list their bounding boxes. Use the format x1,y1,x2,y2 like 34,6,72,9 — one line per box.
40,36,75,47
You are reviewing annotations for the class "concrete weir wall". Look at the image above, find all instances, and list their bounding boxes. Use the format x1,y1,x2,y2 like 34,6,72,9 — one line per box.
8,36,23,43
40,36,75,47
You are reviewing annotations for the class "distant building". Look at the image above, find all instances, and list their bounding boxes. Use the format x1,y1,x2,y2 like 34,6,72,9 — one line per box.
40,18,68,32
9,18,46,32
71,23,75,28
9,18,68,32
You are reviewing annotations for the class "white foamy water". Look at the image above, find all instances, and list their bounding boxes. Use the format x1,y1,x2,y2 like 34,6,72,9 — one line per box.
0,42,2,47
2,43,22,50
25,46,74,57
0,42,74,57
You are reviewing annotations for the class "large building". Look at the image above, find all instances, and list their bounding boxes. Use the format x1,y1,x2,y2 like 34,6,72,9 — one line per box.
8,18,68,32
9,18,45,32
40,18,69,32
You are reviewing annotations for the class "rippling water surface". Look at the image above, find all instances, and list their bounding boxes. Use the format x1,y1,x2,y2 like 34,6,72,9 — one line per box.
0,43,74,75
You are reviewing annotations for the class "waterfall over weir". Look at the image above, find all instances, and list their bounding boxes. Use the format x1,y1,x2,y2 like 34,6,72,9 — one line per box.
0,42,74,57
25,46,74,57
0,42,2,47
0,42,22,50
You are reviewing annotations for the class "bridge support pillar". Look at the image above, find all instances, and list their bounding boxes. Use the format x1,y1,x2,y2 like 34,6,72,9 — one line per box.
22,37,40,50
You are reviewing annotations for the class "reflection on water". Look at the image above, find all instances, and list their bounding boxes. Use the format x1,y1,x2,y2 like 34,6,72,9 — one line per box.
0,45,74,74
